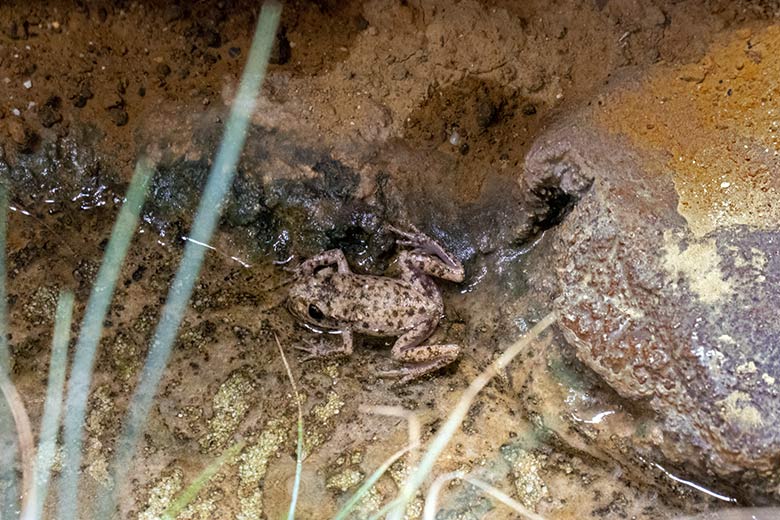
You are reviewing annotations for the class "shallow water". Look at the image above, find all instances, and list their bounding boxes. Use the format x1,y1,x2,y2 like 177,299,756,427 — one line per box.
1,161,733,519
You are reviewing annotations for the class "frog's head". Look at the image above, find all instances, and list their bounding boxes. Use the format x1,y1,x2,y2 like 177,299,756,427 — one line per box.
286,276,340,331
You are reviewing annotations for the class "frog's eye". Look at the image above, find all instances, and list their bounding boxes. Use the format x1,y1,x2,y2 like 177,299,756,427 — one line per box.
308,304,324,321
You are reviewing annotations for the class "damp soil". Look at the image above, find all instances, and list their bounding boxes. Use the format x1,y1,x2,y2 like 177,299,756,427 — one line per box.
2,1,780,519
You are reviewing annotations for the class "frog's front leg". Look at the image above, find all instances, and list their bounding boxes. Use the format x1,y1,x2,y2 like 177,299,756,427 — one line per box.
295,329,354,362
295,249,352,276
380,319,460,384
389,226,465,283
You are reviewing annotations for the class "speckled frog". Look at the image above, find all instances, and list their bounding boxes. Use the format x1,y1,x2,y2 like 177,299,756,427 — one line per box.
287,226,465,383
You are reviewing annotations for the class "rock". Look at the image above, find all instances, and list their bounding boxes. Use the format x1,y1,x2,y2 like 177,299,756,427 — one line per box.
4,20,28,40
38,96,63,128
524,25,780,502
107,105,128,127
72,82,94,108
2,124,112,209
203,28,221,48
155,63,171,78
162,5,184,24
475,99,499,130
7,119,39,154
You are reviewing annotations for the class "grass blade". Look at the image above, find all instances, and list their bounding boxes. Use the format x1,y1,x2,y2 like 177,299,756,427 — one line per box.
0,371,35,519
274,334,303,520
0,181,18,520
160,440,246,520
57,160,153,520
0,181,34,518
21,291,74,520
0,181,8,375
333,443,418,520
97,3,282,516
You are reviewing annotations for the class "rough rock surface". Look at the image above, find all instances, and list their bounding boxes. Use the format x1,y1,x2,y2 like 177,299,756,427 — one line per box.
525,26,780,501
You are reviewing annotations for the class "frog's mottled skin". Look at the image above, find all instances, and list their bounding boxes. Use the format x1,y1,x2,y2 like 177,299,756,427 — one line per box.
287,226,465,382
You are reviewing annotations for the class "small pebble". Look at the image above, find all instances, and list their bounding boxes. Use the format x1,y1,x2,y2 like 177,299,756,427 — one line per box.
163,5,183,23
476,100,498,129
107,106,129,126
73,83,93,108
270,27,291,65
23,79,32,89
522,103,537,116
38,96,62,128
156,63,171,77
8,120,38,153
204,29,221,48
354,15,369,31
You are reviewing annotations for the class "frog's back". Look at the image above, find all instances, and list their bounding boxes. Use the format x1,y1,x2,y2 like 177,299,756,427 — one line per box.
329,272,441,336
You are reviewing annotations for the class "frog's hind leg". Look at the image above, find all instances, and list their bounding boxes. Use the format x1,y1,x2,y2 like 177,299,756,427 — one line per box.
380,320,461,384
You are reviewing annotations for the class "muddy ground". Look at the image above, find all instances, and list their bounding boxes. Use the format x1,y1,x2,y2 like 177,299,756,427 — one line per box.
2,1,780,519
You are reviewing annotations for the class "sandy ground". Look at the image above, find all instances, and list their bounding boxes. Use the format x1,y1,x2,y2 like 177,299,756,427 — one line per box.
2,1,780,519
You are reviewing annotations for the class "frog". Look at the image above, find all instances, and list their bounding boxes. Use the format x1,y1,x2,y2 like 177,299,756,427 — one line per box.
286,225,465,383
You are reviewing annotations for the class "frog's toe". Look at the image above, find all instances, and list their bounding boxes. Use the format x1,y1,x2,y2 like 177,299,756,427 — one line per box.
376,368,418,386
394,240,414,250
294,342,324,362
376,366,435,385
295,350,317,363
376,368,405,378
390,228,438,251
387,225,421,241
295,338,352,362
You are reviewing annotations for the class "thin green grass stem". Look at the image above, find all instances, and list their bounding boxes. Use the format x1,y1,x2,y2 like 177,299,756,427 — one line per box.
160,440,246,520
0,182,8,375
96,3,281,517
333,443,418,520
290,416,304,520
22,291,74,520
0,372,35,519
0,182,17,520
57,160,153,520
275,333,303,520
